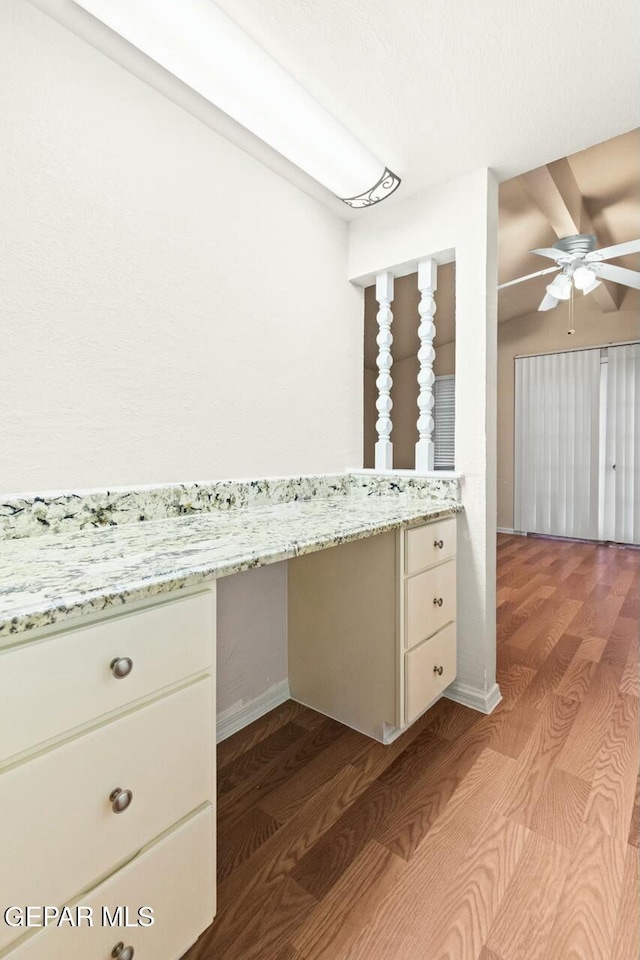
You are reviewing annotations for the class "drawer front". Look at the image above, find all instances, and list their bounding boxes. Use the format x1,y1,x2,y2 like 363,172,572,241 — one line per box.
405,517,456,575
405,559,456,649
0,590,214,764
6,804,215,960
405,622,457,724
0,678,213,952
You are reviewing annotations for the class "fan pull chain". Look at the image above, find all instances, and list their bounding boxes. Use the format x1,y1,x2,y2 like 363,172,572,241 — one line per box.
567,284,575,335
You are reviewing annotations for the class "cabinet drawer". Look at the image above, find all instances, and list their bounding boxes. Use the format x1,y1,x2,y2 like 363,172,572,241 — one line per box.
0,590,214,764
405,622,457,724
0,677,213,952
405,559,456,649
6,804,215,960
405,517,456,575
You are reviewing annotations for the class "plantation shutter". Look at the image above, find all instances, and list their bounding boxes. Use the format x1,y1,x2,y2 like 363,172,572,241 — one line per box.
433,375,455,470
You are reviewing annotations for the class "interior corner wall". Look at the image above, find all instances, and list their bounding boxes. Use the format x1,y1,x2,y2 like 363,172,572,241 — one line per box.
0,0,362,718
498,288,640,530
350,168,499,708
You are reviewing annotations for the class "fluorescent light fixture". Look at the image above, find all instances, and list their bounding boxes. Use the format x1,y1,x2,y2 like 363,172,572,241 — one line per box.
72,0,400,208
546,273,572,300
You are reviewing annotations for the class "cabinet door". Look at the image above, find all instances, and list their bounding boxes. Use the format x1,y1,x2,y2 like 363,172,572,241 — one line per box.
0,590,214,764
405,517,456,574
0,678,213,952
6,805,215,960
404,560,456,649
405,623,457,724
288,531,398,742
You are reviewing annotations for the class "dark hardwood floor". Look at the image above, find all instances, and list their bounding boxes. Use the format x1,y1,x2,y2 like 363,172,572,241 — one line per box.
184,535,640,960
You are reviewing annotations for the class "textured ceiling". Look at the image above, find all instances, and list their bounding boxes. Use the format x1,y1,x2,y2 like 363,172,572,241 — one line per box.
214,0,639,213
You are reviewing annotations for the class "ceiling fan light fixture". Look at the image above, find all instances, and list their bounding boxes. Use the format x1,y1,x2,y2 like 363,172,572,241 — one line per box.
546,273,572,300
573,265,597,291
518,235,640,311
581,276,602,295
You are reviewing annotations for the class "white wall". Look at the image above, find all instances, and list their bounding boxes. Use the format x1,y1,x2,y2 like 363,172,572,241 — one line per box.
216,564,288,714
0,0,362,717
0,0,363,493
350,168,500,711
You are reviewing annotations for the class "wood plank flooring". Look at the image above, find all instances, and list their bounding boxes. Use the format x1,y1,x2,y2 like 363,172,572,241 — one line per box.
183,535,639,960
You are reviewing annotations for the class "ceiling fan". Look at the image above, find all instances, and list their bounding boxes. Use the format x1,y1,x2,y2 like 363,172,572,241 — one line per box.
499,234,640,311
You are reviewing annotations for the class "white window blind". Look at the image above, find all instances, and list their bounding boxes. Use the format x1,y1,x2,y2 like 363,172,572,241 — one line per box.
514,348,601,539
433,375,455,470
602,343,640,544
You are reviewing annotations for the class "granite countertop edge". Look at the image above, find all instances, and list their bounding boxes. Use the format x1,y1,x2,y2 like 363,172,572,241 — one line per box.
0,499,462,642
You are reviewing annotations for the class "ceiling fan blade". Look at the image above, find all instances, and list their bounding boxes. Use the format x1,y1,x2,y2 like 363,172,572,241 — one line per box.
498,266,560,290
530,247,564,261
538,292,559,311
585,238,640,262
591,262,640,290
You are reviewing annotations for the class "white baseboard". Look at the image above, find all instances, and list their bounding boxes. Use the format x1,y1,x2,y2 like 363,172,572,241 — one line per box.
445,680,502,714
496,527,519,535
216,679,291,742
216,675,501,741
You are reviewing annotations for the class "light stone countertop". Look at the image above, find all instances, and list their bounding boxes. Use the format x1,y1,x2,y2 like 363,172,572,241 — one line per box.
0,493,461,641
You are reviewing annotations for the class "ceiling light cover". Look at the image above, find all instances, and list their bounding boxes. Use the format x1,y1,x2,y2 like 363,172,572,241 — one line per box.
573,265,597,291
72,0,400,207
538,291,559,311
581,276,602,295
546,273,572,300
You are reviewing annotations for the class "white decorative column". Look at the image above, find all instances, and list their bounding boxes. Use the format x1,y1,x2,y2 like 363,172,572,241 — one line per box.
374,271,395,470
416,258,438,471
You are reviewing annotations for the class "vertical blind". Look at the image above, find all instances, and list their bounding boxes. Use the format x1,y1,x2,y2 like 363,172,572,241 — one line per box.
433,375,455,470
602,343,640,544
514,349,601,539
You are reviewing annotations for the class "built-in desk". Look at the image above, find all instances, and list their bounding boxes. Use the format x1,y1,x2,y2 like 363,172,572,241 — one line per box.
289,515,457,742
0,473,461,959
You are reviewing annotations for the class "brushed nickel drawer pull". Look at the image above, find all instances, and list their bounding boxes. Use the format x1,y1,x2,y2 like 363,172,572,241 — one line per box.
434,539,444,549
433,665,444,676
433,597,444,607
112,943,135,960
110,787,133,814
110,657,133,679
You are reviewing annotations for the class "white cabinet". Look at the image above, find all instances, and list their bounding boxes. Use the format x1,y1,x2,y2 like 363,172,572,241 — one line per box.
405,517,456,573
404,559,456,649
405,622,457,723
288,516,457,742
0,510,456,959
6,805,215,960
0,587,216,959
0,591,213,764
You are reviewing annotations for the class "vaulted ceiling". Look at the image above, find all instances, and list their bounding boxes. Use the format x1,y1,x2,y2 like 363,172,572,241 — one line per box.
365,129,640,361
499,128,640,322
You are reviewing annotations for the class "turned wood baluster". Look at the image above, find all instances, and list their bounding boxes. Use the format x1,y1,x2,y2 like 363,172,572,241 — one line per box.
415,259,438,472
374,271,395,471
